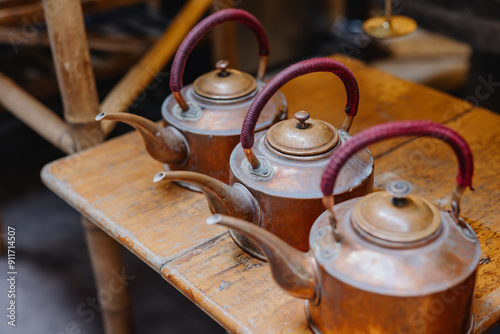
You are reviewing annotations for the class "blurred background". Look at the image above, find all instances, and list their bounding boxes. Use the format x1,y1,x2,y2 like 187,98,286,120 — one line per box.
0,0,499,333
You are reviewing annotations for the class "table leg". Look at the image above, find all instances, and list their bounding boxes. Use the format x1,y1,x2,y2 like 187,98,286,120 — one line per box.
82,217,133,334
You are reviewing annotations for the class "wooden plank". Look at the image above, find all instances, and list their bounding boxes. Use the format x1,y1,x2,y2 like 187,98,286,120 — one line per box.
41,130,227,271
162,233,310,334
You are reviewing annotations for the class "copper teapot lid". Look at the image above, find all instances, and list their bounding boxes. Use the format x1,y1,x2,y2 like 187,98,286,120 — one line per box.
352,180,441,243
193,60,257,100
266,111,339,156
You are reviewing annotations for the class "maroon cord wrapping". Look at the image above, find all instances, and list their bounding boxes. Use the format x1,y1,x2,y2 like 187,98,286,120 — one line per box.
320,120,474,196
241,57,359,149
170,9,269,93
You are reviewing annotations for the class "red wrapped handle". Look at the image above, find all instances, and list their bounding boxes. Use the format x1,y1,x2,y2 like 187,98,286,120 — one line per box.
321,120,474,197
170,8,269,95
241,57,359,150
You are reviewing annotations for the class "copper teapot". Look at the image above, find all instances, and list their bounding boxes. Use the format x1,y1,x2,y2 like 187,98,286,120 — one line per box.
208,120,479,334
154,57,374,260
96,9,286,184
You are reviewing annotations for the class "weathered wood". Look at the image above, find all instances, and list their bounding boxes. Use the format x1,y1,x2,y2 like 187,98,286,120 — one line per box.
43,0,104,151
82,217,133,334
0,0,37,10
41,55,500,333
162,233,309,333
100,0,213,135
0,27,153,53
0,2,41,26
41,130,225,270
0,0,154,27
0,71,74,154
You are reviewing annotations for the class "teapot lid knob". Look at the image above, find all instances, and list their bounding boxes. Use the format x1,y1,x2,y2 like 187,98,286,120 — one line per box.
294,111,310,129
216,59,230,77
386,180,413,207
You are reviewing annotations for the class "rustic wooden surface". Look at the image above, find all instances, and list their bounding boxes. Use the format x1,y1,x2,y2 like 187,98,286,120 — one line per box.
42,54,500,333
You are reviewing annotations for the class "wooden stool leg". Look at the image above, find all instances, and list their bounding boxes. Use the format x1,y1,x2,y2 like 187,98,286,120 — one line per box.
82,217,133,334
43,1,132,333
42,0,103,150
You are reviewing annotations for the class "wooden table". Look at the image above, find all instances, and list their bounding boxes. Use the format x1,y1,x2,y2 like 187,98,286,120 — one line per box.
41,55,500,333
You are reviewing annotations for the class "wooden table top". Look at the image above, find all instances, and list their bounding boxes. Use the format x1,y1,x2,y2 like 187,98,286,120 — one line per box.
41,55,500,333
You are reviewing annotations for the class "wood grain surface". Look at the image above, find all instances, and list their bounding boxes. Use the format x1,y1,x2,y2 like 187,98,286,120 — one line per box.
42,55,500,333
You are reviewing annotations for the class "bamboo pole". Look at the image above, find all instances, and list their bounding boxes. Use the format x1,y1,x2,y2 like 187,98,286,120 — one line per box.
82,217,133,334
0,27,153,53
0,3,41,26
100,0,213,135
0,0,154,27
0,0,38,10
43,0,104,151
0,72,74,154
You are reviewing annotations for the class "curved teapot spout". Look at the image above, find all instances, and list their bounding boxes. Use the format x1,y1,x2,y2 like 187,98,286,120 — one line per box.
154,171,258,224
207,214,318,301
96,112,187,164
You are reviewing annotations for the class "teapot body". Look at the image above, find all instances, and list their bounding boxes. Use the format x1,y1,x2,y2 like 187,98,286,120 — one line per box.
162,82,287,183
306,198,480,334
228,131,374,258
